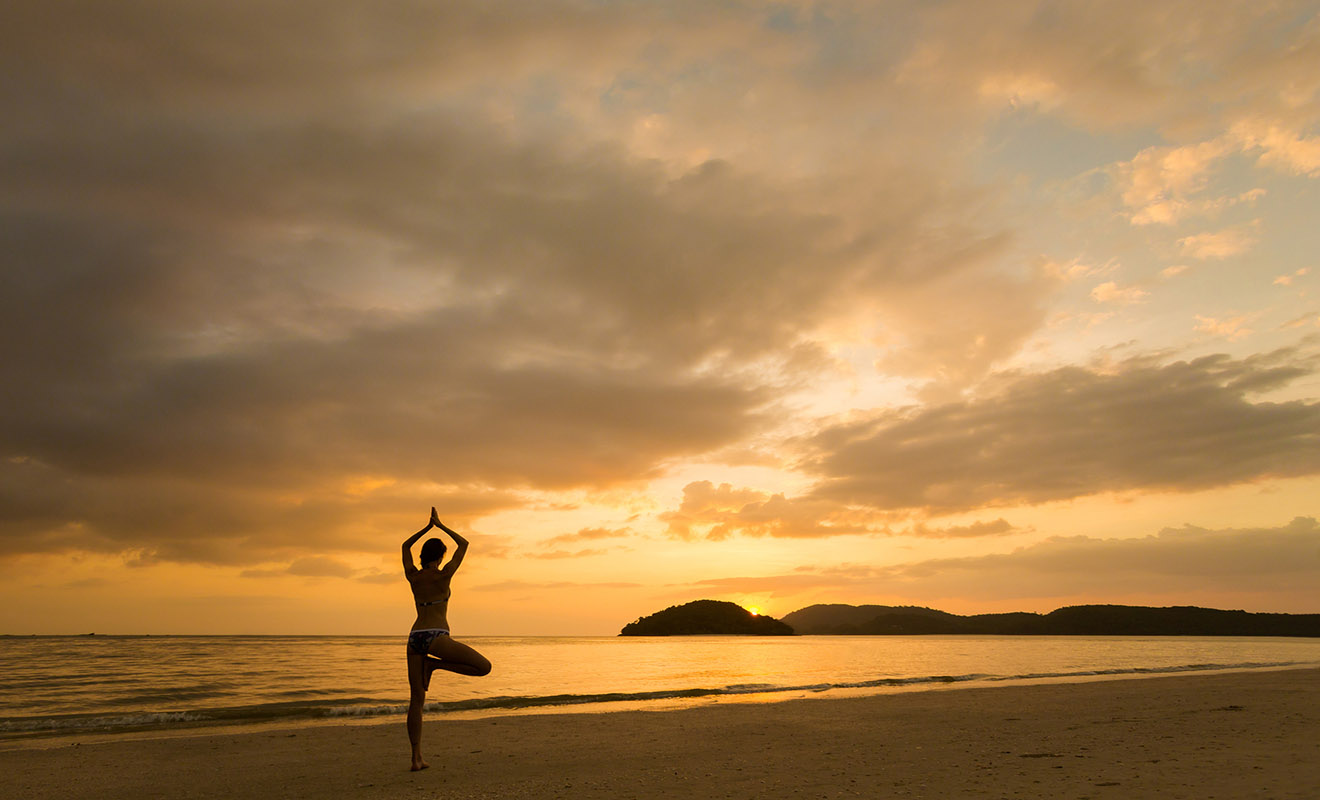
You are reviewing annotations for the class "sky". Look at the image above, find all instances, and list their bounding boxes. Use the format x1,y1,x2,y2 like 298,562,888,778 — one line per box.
2,1,1319,634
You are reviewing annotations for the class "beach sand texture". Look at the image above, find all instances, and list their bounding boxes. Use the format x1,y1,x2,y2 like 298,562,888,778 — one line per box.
3,668,1316,799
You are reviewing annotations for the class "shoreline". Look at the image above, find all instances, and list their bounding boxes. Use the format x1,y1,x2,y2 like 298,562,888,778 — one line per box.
3,666,1316,799
3,660,1312,752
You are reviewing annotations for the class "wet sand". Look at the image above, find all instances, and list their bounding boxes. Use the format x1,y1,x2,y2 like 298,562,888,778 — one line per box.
3,667,1317,799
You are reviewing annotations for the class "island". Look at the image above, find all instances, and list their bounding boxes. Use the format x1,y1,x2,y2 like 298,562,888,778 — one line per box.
620,601,1320,637
780,603,1320,636
620,600,795,635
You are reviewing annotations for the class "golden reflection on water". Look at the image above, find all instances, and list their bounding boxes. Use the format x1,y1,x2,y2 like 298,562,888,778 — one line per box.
3,634,1317,743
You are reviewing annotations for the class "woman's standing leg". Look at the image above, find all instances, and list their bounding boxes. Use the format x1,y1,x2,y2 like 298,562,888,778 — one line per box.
406,652,429,772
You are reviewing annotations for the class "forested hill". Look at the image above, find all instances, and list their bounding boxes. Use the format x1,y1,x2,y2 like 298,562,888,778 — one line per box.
620,600,794,635
780,604,1320,636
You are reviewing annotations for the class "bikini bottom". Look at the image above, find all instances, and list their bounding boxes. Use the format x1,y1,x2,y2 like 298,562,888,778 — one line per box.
407,628,450,655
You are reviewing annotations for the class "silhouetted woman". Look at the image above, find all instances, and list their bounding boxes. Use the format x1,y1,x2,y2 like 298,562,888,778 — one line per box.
402,507,492,772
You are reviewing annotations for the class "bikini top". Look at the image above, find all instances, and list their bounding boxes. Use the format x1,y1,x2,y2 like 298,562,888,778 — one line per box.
416,599,444,607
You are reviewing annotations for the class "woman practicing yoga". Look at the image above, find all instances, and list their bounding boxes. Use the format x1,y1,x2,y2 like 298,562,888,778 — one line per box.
403,507,492,772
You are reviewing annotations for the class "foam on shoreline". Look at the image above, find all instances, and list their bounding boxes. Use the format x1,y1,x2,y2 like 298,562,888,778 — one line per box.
2,667,1317,800
3,658,1310,743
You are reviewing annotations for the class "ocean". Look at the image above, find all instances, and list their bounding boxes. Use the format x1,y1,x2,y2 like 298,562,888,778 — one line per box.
2,634,1317,745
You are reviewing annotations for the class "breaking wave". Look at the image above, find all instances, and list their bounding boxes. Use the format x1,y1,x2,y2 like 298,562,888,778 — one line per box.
1,659,1303,738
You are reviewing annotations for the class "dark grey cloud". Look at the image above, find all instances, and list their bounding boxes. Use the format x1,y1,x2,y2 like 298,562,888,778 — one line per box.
2,1,1049,568
866,516,1320,603
691,517,1320,606
805,350,1320,512
13,1,1309,572
650,350,1319,540
0,463,517,564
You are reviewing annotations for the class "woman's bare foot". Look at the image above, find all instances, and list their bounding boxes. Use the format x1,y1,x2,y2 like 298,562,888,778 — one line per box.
411,757,430,772
422,657,443,691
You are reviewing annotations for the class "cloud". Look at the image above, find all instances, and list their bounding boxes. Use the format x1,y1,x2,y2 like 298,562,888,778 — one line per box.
2,1,1078,568
3,0,1319,587
1116,138,1234,226
1282,312,1320,329
904,518,1020,538
1234,120,1320,177
871,250,1056,390
1112,141,1268,228
1043,258,1110,283
651,350,1320,539
470,579,641,592
240,555,355,579
528,548,613,560
286,556,355,578
1090,281,1149,305
542,527,633,546
891,0,1320,136
1274,267,1310,287
0,461,520,564
1178,222,1260,260
1195,315,1253,341
659,480,1022,541
659,481,881,540
865,517,1320,602
801,350,1320,513
691,517,1320,605
355,571,398,585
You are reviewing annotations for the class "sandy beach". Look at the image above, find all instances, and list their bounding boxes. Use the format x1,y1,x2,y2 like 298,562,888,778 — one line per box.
3,667,1316,800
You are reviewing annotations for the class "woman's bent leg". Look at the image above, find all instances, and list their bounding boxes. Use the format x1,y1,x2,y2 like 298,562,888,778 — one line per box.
406,637,488,771
406,652,429,772
426,636,492,677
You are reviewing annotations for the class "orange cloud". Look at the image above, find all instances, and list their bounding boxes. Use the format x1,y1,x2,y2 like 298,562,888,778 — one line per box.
1178,222,1260,260
690,517,1320,609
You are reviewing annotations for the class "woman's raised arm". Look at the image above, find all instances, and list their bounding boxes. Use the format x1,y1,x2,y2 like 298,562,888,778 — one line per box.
401,509,437,576
436,519,470,575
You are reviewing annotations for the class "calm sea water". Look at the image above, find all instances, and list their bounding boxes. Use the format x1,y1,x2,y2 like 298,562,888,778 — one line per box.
2,635,1317,743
